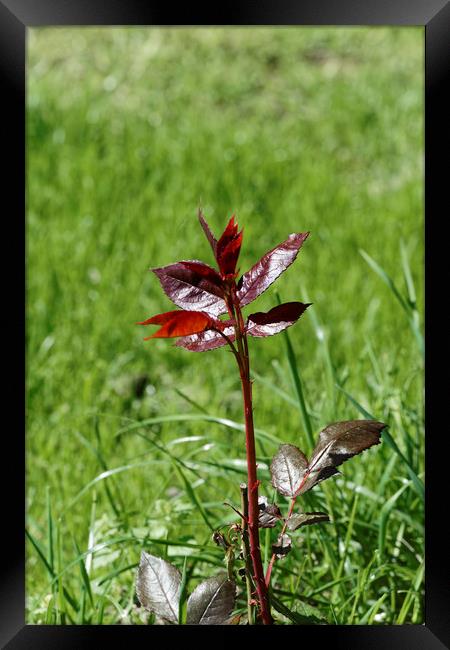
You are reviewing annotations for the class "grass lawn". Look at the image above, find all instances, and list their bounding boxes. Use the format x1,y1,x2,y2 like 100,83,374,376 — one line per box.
26,26,424,625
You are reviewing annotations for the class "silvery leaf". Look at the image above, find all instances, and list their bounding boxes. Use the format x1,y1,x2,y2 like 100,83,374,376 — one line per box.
297,466,340,495
305,420,385,488
258,496,283,528
186,575,236,625
136,551,181,624
270,444,308,497
272,534,292,559
295,420,384,495
286,512,330,531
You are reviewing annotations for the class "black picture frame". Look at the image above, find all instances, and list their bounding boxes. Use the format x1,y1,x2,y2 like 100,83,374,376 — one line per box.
1,1,448,647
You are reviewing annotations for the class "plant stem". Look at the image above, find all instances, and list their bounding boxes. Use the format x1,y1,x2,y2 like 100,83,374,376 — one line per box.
233,304,273,625
265,470,312,586
240,483,255,625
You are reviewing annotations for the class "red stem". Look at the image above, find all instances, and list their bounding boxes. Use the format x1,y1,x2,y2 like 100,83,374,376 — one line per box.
232,303,273,625
265,470,312,586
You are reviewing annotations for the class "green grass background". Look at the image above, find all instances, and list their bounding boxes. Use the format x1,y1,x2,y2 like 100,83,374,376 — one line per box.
26,27,424,625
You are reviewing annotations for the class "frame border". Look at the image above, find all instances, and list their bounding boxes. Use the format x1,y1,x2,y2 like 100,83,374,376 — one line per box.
1,1,448,647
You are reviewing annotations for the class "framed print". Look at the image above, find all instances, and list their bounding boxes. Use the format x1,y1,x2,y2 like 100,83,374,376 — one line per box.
1,0,449,647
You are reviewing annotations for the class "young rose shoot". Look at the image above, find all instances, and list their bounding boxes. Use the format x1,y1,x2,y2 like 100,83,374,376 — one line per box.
136,211,386,625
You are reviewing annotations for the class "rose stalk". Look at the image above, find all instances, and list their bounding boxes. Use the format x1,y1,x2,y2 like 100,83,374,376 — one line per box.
138,212,310,623
137,211,385,625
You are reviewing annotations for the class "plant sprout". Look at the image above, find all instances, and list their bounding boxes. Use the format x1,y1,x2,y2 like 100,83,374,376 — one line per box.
135,211,386,625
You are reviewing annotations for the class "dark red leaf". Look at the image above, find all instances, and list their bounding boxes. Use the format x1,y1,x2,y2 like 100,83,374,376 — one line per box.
272,534,292,559
270,420,385,498
216,216,243,277
270,444,309,497
298,467,340,494
175,324,235,352
216,215,238,258
299,420,385,494
237,232,309,307
136,552,181,623
218,230,243,277
138,310,218,339
270,420,386,497
186,575,236,625
286,512,330,531
258,496,283,528
152,261,227,316
198,209,217,256
180,261,223,284
247,302,310,338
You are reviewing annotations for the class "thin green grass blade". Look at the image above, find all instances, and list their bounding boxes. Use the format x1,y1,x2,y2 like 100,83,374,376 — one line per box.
26,527,54,577
276,292,314,449
115,413,280,445
174,388,209,414
359,249,410,314
46,487,54,572
363,593,388,624
252,370,300,409
26,527,79,613
65,458,163,511
378,483,410,560
172,461,214,531
396,561,424,624
336,385,424,499
360,248,423,355
72,536,94,608
73,430,120,518
178,556,188,624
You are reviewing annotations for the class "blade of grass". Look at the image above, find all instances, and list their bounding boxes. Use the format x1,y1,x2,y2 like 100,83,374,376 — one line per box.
276,292,314,449
178,556,189,624
252,370,300,409
360,248,423,355
115,413,281,445
172,461,214,532
174,388,209,414
72,536,94,608
46,487,54,572
336,385,424,499
378,482,411,561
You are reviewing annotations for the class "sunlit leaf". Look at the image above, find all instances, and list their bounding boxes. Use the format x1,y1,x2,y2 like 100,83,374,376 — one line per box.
180,261,223,284
237,232,309,307
258,496,283,528
186,575,236,625
301,420,385,493
286,511,330,531
247,302,310,337
176,324,235,352
138,310,219,339
136,552,181,624
270,444,308,497
198,210,217,256
216,215,243,277
298,466,340,494
152,261,227,316
272,534,292,559
271,595,328,624
271,421,385,497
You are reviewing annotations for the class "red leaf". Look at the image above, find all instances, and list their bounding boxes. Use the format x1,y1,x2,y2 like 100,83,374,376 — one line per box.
180,261,223,284
176,324,235,352
218,230,243,277
198,209,217,256
237,232,309,307
138,310,218,339
246,302,310,337
152,261,227,316
216,216,238,256
216,216,243,277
